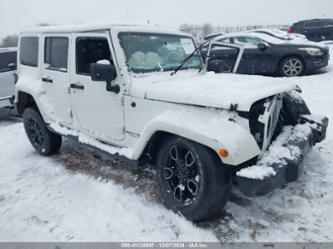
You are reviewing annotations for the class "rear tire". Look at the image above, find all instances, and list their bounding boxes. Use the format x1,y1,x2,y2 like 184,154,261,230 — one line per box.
156,136,232,222
23,107,62,155
279,57,304,77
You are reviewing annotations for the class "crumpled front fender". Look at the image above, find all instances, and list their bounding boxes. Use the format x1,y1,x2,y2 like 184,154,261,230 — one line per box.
131,109,261,166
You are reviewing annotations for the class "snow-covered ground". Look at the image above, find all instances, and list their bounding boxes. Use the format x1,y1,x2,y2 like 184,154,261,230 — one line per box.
0,46,333,242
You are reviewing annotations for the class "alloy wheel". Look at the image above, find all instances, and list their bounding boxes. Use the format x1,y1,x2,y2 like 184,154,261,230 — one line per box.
163,145,201,206
26,118,45,149
282,58,303,77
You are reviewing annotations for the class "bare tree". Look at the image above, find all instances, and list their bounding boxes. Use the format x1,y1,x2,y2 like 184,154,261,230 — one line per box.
179,23,193,33
0,35,18,48
202,23,214,36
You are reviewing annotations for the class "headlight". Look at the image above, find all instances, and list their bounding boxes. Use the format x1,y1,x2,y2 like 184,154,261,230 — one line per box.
298,47,324,56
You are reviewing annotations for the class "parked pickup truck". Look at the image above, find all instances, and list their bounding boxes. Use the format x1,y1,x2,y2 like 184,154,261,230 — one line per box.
15,23,328,221
0,47,17,108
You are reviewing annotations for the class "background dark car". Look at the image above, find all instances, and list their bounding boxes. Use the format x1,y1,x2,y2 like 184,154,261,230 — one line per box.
288,19,333,42
201,33,330,77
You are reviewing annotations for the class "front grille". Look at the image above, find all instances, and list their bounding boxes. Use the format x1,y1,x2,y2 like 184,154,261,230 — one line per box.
261,95,282,154
249,95,283,157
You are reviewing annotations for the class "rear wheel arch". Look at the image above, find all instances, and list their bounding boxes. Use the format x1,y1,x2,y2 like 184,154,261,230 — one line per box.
16,91,39,115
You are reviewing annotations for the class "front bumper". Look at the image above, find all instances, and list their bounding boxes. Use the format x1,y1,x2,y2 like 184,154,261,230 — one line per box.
305,52,330,71
235,114,329,197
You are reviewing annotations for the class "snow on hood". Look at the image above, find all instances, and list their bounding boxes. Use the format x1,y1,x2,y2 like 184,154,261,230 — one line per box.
131,71,297,112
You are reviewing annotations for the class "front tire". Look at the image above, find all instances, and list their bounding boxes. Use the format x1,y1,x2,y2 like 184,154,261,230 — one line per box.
23,107,62,155
279,57,304,77
156,136,232,222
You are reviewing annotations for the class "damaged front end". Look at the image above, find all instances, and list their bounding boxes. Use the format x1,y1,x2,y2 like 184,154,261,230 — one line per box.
234,91,329,197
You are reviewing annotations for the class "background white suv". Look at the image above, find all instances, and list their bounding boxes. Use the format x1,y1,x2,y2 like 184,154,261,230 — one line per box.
0,47,17,108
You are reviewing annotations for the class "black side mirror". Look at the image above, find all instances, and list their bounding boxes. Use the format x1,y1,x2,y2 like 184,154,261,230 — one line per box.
257,43,268,52
90,63,119,93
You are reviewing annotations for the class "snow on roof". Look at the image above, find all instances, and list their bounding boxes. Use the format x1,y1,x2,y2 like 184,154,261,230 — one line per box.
216,32,286,44
20,22,189,36
213,31,325,48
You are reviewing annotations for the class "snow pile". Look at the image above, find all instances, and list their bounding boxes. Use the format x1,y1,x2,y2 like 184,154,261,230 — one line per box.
0,122,217,242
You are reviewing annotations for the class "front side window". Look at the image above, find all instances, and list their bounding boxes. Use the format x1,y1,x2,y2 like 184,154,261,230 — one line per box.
76,37,111,75
233,36,262,47
20,37,38,67
119,33,202,73
45,37,69,71
0,51,17,72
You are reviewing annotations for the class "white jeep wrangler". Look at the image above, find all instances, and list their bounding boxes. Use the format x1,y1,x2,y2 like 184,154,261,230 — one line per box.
15,23,328,221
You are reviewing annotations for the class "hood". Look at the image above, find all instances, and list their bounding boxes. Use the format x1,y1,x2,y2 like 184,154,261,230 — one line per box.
131,71,297,112
281,39,328,49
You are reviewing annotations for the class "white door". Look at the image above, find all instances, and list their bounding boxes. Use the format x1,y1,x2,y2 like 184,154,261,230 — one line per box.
0,51,16,99
69,33,125,142
42,36,72,125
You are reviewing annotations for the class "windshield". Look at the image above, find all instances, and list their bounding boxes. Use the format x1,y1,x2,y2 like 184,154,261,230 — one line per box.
118,32,202,73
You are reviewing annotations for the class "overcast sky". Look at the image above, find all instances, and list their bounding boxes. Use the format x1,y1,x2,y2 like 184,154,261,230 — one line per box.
1,0,332,38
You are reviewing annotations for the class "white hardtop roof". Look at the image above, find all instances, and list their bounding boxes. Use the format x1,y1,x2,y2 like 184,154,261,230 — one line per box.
0,47,17,53
20,22,190,37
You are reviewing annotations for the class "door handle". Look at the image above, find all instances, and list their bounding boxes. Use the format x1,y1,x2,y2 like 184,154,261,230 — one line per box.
42,77,53,83
70,83,84,90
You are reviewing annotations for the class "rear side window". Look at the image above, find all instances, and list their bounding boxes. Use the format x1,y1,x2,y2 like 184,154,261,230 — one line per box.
0,51,17,72
321,20,333,27
20,37,39,67
45,37,69,71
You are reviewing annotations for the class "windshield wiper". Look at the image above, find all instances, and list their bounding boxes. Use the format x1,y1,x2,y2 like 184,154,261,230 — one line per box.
170,42,206,76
